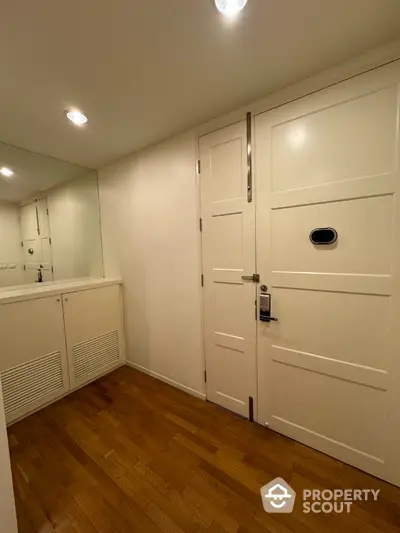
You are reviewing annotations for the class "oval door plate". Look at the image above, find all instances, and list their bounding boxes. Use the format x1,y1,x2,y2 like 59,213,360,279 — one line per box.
310,227,338,245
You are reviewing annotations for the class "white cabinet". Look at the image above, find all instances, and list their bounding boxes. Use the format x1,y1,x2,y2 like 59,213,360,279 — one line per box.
0,382,17,533
0,281,124,424
63,285,125,389
0,296,69,424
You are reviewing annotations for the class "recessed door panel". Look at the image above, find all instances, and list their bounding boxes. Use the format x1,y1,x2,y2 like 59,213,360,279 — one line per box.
270,362,386,464
271,195,393,275
270,288,390,370
271,86,397,192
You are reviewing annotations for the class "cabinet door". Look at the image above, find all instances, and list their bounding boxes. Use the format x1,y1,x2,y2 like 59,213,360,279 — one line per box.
0,383,17,532
0,296,69,424
63,285,125,389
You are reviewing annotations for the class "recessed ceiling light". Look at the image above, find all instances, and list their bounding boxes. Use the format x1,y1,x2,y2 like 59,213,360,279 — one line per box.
65,109,88,126
215,0,248,16
0,167,13,178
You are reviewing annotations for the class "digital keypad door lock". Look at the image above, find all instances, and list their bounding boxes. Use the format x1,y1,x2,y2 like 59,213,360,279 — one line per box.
260,292,278,323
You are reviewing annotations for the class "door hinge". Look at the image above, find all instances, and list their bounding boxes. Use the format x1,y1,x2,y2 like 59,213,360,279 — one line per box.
249,396,254,422
201,274,204,287
197,160,201,174
204,370,207,383
46,208,49,215
20,241,23,247
49,237,52,245
23,265,26,271
199,218,203,232
51,266,54,273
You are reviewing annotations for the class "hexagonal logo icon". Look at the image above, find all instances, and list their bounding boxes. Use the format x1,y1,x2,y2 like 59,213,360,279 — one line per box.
260,478,296,513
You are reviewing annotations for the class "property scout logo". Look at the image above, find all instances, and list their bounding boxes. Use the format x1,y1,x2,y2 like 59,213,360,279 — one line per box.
260,478,380,514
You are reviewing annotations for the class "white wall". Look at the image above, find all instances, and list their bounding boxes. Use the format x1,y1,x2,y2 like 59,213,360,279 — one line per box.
0,203,24,288
99,132,205,397
0,383,17,533
48,172,104,282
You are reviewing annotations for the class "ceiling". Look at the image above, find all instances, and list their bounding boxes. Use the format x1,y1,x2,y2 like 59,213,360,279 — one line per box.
0,143,89,202
1,0,400,169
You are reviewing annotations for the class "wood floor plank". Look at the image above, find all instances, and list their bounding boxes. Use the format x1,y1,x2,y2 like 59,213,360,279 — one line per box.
7,366,400,533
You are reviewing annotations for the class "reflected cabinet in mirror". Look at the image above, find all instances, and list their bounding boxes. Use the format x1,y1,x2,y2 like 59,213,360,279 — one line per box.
0,142,103,289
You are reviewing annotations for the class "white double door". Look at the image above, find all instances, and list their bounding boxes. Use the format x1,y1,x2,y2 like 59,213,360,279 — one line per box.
200,60,400,485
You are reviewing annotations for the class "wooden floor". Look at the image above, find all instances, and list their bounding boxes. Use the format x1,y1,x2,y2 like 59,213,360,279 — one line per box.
8,366,400,533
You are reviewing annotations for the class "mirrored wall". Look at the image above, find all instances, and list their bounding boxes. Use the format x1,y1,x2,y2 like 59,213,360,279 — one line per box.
0,142,103,289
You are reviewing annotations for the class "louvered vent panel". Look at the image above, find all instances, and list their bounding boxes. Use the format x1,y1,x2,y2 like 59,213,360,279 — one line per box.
72,330,120,384
1,351,64,420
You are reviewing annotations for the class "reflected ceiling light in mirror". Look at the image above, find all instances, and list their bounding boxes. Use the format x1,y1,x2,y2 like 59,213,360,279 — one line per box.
0,167,14,178
65,109,88,126
215,0,248,17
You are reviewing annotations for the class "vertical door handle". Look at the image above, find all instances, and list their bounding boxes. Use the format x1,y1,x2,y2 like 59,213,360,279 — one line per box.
246,112,252,203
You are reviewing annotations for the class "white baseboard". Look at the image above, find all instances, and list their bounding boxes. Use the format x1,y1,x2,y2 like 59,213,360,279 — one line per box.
125,361,206,401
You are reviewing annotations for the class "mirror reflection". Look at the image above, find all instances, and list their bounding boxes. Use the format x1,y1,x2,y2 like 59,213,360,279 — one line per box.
0,142,103,289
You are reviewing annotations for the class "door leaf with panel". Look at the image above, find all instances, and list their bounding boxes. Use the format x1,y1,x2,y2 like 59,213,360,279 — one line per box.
200,121,257,418
255,61,400,485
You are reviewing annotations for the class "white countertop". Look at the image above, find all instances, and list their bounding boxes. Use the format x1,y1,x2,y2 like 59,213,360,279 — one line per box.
0,278,122,305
